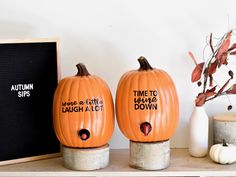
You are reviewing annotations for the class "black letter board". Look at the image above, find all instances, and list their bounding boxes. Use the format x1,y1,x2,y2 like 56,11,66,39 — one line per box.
0,39,61,165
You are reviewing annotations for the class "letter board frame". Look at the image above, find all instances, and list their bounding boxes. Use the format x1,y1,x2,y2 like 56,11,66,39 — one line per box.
0,38,61,165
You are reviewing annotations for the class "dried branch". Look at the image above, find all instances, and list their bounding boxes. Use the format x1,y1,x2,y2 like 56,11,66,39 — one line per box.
188,30,236,109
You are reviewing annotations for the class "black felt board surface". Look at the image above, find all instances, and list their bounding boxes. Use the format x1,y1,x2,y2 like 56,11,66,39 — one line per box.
0,41,60,162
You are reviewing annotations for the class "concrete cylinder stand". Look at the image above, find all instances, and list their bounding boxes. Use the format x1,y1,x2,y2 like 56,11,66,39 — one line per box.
129,140,170,170
213,113,236,145
63,144,109,171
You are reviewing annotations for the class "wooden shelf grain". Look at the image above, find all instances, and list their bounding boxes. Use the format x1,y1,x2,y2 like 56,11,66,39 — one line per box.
0,149,235,177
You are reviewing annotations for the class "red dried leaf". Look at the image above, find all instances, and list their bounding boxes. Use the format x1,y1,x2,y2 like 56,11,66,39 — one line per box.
210,33,214,53
207,86,217,93
209,60,218,75
218,52,228,67
216,31,232,62
209,75,213,87
195,93,207,106
191,62,204,82
205,91,215,98
226,84,236,94
218,78,231,94
188,51,198,66
230,51,236,55
228,43,236,51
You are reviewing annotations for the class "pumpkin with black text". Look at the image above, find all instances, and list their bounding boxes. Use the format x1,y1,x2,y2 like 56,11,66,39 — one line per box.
116,56,179,142
53,63,114,148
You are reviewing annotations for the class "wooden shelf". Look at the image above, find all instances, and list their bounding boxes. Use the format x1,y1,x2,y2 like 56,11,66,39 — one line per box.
0,149,236,177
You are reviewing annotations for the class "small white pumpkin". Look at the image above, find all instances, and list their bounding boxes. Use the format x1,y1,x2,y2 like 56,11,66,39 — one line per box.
209,139,236,164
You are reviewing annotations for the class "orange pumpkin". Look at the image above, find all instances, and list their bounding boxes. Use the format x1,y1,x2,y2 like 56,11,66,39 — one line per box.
116,56,179,142
53,63,114,148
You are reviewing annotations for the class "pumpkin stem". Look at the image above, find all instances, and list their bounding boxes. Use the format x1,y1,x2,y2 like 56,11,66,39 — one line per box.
223,139,228,147
76,63,90,76
138,56,153,71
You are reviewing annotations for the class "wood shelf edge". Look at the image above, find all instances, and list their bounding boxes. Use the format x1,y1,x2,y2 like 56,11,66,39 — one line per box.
0,149,235,177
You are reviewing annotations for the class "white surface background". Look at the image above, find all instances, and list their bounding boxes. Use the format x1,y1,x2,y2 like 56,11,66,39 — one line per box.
1,0,236,149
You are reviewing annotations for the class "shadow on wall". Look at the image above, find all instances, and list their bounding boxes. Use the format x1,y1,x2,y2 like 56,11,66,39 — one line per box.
0,20,34,38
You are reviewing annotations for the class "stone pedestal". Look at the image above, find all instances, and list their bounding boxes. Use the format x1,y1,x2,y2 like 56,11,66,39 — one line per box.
63,144,109,171
129,140,170,170
213,113,236,145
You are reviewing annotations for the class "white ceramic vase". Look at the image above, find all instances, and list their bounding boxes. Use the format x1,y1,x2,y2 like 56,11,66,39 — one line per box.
189,106,209,157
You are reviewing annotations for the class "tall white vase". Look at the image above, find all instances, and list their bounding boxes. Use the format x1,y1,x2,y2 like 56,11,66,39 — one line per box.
189,106,209,157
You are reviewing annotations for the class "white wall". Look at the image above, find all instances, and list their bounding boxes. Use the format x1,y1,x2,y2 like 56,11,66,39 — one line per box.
1,0,236,149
